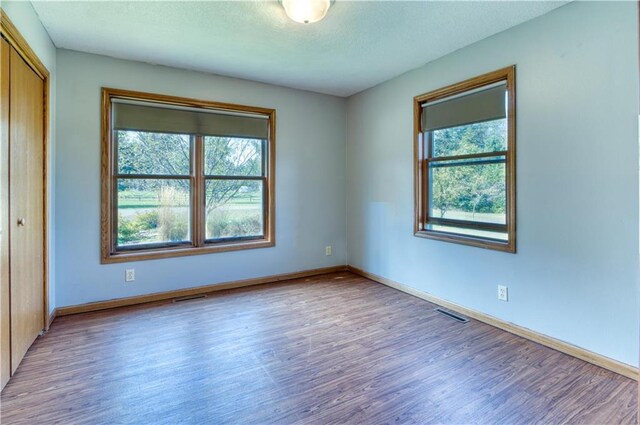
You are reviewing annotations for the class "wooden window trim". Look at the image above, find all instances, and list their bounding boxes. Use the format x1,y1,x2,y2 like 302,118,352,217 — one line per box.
101,88,276,264
413,66,516,253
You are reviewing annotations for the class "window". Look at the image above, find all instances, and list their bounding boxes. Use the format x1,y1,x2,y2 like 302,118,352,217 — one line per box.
414,66,516,252
101,88,275,263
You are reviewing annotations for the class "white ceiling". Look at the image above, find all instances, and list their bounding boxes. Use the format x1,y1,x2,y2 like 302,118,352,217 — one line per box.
31,1,568,97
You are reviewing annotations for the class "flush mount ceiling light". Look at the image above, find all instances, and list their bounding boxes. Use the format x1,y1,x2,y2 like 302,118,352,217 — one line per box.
280,0,333,24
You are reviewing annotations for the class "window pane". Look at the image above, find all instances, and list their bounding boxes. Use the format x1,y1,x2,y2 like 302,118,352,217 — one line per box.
206,179,263,240
204,136,263,177
432,119,506,158
429,162,506,225
117,131,191,176
117,179,191,247
426,223,508,241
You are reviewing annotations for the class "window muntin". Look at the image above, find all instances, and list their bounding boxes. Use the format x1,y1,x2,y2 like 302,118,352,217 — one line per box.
101,88,275,263
414,67,515,252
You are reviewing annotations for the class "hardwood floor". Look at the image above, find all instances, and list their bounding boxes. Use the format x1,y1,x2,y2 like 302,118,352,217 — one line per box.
0,272,636,424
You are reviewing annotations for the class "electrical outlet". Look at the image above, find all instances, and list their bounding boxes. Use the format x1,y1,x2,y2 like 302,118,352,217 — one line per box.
325,246,332,256
497,285,508,301
125,269,135,282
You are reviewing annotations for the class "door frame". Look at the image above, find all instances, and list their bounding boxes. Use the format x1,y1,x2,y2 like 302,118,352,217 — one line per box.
0,9,51,330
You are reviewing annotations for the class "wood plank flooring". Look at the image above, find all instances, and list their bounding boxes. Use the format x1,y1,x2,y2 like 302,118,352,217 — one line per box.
0,272,637,424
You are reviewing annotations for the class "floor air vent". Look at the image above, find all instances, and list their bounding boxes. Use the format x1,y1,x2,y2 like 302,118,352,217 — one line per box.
435,308,469,323
173,294,207,303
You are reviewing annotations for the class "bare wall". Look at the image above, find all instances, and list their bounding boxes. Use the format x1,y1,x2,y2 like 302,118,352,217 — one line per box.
55,50,346,307
346,1,639,366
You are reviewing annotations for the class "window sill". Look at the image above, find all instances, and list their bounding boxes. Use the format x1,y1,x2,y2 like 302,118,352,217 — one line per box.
101,239,275,264
414,229,515,253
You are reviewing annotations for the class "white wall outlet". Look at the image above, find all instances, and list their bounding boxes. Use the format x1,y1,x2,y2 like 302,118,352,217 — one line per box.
497,285,508,302
325,246,332,256
125,269,135,282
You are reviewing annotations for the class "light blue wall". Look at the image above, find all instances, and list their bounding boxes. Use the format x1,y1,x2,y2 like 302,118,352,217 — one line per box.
3,0,57,314
55,50,347,307
47,1,640,367
346,1,639,366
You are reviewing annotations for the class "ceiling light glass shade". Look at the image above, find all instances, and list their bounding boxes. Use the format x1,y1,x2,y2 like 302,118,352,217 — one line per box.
281,0,332,24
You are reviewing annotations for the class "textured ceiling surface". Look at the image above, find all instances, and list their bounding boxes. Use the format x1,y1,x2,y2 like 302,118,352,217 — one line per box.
31,1,568,97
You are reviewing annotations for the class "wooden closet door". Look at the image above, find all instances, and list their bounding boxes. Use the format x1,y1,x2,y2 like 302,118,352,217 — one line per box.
8,45,44,374
1,37,11,388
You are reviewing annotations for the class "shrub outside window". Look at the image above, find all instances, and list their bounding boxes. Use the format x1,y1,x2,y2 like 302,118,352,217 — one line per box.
413,66,516,252
101,88,275,263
